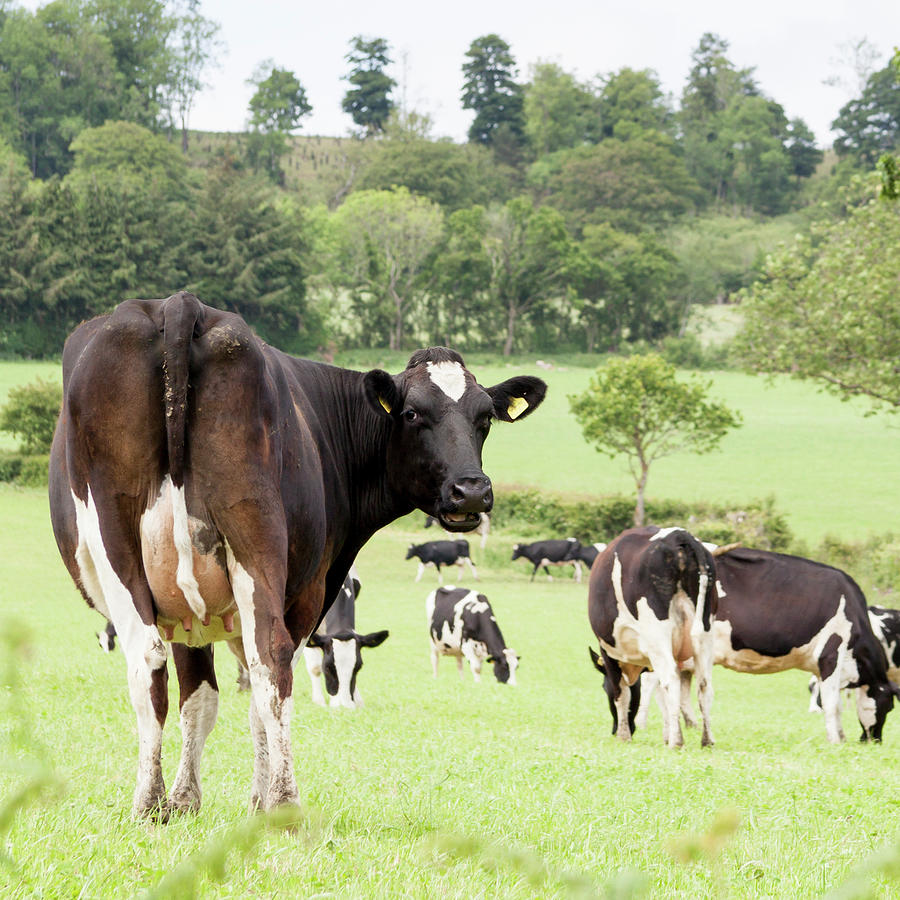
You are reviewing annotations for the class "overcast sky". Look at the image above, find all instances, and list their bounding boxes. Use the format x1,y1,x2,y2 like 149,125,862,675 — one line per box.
19,0,900,146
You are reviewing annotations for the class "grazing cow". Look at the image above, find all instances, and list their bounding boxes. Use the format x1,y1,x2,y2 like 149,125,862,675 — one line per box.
49,292,545,818
427,587,519,684
96,619,117,652
425,511,491,549
633,550,897,744
303,566,388,708
406,539,478,583
511,538,585,582
588,526,717,748
571,542,607,573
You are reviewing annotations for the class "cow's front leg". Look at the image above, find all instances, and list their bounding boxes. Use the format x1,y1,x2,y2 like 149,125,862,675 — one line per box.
818,639,847,744
169,644,219,814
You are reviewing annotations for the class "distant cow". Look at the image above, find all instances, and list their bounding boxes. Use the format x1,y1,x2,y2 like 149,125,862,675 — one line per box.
570,542,607,573
511,538,586,582
96,620,117,653
588,526,717,748
303,567,388,709
633,549,897,744
425,511,490,549
407,540,478,583
427,587,519,684
49,291,546,817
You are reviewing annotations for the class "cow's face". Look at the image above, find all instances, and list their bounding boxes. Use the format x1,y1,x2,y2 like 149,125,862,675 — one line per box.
308,629,389,709
511,544,523,561
857,682,895,742
405,544,417,560
365,348,546,532
489,648,520,685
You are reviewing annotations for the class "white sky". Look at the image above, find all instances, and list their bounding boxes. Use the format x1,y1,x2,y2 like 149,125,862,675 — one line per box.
18,0,900,146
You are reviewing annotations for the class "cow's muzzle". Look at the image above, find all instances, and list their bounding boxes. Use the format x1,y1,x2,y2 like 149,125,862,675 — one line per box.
438,474,493,530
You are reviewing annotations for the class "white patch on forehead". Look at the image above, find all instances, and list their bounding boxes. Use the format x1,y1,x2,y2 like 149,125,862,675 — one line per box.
332,638,359,709
427,361,467,402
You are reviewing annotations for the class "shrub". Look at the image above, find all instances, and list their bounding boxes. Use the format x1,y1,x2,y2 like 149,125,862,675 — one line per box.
0,378,62,454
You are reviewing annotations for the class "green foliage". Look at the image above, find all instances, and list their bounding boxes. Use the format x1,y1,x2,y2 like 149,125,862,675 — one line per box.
569,354,742,524
810,533,900,599
0,377,60,453
833,62,900,166
341,36,396,135
522,62,597,156
461,34,525,151
736,176,900,411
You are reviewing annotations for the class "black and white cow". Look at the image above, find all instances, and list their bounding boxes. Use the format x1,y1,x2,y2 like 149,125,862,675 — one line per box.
406,539,478,583
96,620,117,652
588,526,717,748
425,511,491,549
570,541,607,574
49,292,545,817
427,587,519,684
303,566,388,708
511,538,586,582
633,548,897,744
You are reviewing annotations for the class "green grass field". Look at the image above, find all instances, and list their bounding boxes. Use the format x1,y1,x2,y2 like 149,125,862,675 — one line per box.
2,356,899,897
2,487,900,898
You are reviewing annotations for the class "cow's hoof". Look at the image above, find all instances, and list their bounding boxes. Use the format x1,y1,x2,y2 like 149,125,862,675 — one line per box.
167,788,201,815
132,796,170,823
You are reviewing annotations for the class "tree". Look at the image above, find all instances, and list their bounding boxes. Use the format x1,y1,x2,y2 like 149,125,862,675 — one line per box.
832,63,900,166
245,62,312,183
330,187,444,350
341,36,395,135
595,67,674,141
523,61,596,156
483,195,571,355
0,377,62,453
736,175,900,412
461,34,525,152
164,0,223,152
569,355,742,525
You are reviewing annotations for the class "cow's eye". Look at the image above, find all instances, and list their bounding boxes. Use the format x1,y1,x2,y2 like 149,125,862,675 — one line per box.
403,408,418,423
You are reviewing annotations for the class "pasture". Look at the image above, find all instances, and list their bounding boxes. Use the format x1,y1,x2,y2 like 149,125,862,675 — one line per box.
2,355,899,898
2,486,900,898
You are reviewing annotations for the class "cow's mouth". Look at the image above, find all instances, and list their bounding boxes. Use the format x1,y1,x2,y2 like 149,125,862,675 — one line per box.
438,511,481,532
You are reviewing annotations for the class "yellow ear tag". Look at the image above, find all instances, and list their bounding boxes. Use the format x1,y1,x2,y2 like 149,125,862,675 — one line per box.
507,396,529,420
379,396,392,414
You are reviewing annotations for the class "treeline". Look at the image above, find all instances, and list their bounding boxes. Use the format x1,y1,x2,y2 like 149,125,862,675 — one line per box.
1,3,899,358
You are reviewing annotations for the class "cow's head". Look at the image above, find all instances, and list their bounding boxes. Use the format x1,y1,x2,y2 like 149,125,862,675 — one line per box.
856,681,898,743
488,647,520,685
589,646,640,737
511,544,523,560
405,544,418,560
364,348,546,532
307,629,390,709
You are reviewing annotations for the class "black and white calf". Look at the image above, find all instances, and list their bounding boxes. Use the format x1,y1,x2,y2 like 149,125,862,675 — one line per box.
96,620,117,652
588,526,717,749
427,587,519,684
406,540,478,583
303,567,389,709
511,538,586,582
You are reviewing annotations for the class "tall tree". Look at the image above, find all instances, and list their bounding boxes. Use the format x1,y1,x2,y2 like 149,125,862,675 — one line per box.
245,62,312,183
331,187,444,350
569,354,741,525
341,36,395,135
595,67,674,140
736,174,900,412
461,34,525,153
523,61,596,156
483,195,571,355
164,0,223,152
832,63,900,166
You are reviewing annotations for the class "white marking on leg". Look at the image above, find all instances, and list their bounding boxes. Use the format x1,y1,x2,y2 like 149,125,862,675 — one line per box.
303,646,326,706
635,671,658,729
72,488,169,816
226,541,298,810
426,360,467,401
170,681,218,812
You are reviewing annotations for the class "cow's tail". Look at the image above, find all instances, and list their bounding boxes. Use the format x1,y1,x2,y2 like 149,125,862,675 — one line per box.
678,531,716,634
162,292,203,488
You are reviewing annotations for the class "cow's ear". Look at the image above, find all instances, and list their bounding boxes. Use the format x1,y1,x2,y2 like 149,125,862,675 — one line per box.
363,369,401,418
359,629,389,648
484,376,547,423
588,646,605,673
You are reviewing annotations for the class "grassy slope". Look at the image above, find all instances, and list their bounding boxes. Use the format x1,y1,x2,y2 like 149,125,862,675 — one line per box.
1,487,898,898
2,359,897,544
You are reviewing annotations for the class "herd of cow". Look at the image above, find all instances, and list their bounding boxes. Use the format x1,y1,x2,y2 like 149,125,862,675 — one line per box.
46,292,897,821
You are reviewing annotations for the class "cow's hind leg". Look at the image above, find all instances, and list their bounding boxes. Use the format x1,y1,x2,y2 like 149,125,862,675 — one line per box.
679,671,698,729
169,644,219,814
71,488,170,818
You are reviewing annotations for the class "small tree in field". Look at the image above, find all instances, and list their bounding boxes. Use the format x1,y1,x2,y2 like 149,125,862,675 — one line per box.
568,355,741,526
0,378,62,454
